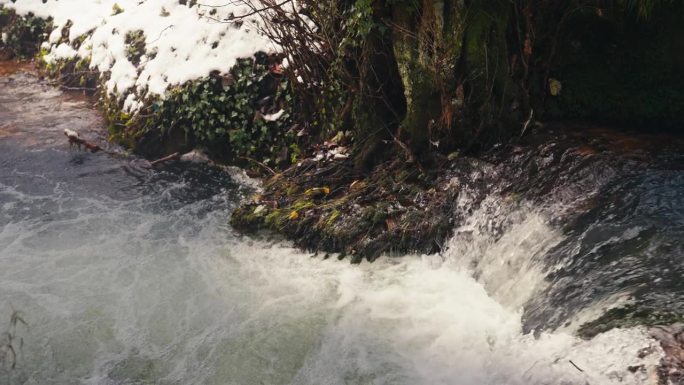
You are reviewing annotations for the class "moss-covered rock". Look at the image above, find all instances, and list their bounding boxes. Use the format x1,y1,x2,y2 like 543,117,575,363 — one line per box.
230,156,457,263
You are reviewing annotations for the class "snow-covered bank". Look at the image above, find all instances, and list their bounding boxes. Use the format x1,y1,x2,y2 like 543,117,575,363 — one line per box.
1,0,277,111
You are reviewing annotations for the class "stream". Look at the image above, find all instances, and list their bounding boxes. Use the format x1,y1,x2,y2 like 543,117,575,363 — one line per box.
0,63,681,385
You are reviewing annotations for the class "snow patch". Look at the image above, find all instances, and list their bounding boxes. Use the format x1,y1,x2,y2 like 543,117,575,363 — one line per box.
1,0,278,112
263,109,285,122
44,43,78,61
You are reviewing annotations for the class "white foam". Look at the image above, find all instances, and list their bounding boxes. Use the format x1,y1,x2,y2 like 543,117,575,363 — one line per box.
443,196,564,310
0,179,663,384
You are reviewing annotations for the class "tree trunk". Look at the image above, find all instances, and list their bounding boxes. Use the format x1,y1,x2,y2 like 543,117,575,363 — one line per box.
390,0,522,155
350,2,407,169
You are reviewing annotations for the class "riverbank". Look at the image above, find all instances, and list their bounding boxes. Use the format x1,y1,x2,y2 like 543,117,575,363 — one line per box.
231,123,684,260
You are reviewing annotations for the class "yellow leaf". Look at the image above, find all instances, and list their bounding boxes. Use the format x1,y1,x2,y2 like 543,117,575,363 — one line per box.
305,187,330,197
289,211,299,220
548,78,562,96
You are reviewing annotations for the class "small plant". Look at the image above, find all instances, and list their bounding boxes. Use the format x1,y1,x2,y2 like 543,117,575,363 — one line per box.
111,3,124,16
124,29,146,66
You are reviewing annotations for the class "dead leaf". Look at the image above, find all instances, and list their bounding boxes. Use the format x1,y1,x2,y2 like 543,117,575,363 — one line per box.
548,78,562,96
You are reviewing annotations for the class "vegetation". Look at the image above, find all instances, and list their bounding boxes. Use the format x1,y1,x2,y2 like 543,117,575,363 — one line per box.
154,56,299,167
0,7,51,59
3,0,683,168
124,30,146,66
0,10,301,171
242,0,684,168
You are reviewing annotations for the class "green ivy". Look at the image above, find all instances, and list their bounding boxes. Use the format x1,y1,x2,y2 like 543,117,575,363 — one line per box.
156,56,297,167
124,30,146,66
0,9,52,58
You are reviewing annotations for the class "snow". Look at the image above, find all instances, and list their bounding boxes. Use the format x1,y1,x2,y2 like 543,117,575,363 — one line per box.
44,42,78,61
1,0,278,112
262,109,285,122
63,128,80,139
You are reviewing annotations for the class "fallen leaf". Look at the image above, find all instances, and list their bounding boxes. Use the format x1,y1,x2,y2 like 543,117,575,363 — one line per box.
549,78,562,96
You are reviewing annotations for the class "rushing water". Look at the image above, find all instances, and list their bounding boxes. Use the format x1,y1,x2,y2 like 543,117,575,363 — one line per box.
0,65,680,385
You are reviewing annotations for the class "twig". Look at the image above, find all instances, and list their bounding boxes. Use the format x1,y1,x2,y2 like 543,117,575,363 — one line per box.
147,25,174,45
58,85,97,92
519,108,534,138
239,156,276,175
225,0,295,21
149,152,180,166
64,129,103,153
569,360,584,372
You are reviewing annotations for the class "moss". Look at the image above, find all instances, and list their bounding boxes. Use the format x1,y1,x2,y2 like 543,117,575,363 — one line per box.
326,209,341,227
264,209,289,228
231,157,454,262
229,204,270,232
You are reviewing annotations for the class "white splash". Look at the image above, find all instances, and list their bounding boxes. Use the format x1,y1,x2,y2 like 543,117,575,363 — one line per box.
0,177,662,384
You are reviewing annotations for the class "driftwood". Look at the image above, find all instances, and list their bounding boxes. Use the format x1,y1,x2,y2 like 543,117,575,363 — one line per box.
149,152,180,166
63,129,103,152
63,129,186,168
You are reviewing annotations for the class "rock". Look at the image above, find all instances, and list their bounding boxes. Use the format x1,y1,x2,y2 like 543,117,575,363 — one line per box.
649,323,684,385
180,149,210,164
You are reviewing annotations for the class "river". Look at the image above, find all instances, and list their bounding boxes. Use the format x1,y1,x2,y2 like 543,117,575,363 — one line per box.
0,63,681,384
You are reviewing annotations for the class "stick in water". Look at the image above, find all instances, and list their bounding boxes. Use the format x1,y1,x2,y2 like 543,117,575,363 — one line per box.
569,360,584,372
64,129,102,153
149,152,180,166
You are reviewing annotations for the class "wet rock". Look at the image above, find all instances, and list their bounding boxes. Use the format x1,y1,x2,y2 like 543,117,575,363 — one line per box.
180,149,210,164
650,323,684,385
230,155,464,262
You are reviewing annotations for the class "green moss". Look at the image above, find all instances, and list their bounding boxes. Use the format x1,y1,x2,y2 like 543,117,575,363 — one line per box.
326,209,341,227
264,209,289,228
291,199,315,211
